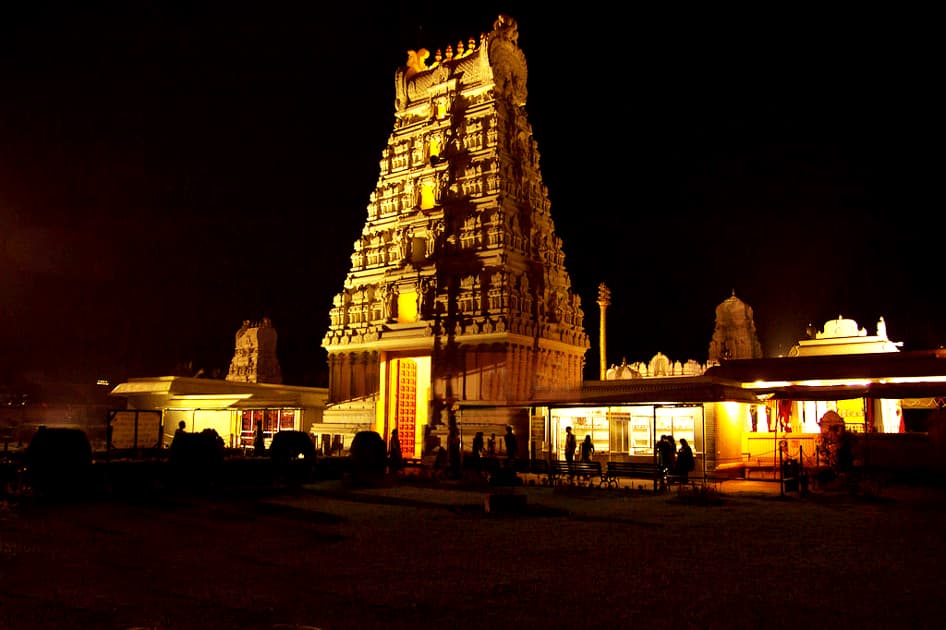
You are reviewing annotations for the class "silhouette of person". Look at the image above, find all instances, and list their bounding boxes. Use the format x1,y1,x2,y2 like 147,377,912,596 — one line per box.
389,428,403,473
676,438,695,482
487,433,496,457
254,422,265,456
448,426,462,478
656,435,675,488
564,426,577,465
472,431,484,459
434,444,448,473
504,426,518,463
580,435,595,462
657,435,674,470
836,428,853,473
469,431,484,474
667,436,679,470
174,420,187,440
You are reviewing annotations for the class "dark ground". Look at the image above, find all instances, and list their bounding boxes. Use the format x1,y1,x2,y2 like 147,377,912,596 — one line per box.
2,476,945,629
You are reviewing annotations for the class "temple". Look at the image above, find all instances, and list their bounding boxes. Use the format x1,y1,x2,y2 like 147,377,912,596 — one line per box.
789,315,902,356
708,290,764,363
321,15,589,457
97,15,946,479
226,318,283,384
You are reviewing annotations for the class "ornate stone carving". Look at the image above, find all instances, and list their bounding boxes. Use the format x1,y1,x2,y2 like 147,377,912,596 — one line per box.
226,317,282,384
707,290,764,362
324,14,588,413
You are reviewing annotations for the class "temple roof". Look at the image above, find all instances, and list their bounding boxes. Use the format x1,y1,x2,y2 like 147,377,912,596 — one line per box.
705,350,946,399
580,376,758,404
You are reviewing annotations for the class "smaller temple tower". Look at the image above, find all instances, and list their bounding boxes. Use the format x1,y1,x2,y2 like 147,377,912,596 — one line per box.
788,315,902,356
226,317,283,384
707,291,763,362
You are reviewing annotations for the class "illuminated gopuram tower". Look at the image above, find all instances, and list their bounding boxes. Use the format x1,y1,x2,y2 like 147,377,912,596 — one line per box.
322,15,589,457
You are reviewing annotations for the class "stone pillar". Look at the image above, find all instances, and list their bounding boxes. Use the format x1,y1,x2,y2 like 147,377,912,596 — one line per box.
597,283,611,380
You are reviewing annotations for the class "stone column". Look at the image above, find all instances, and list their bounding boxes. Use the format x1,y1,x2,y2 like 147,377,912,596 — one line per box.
597,283,611,380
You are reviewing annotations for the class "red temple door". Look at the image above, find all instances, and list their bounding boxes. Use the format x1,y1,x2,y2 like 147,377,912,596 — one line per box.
395,359,417,458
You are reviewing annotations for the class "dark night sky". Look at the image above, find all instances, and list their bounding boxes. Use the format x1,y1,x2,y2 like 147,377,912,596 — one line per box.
1,3,942,386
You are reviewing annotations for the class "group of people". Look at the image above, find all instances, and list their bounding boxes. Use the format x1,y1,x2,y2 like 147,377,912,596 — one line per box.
563,426,595,464
469,427,514,461
387,425,518,475
657,434,695,483
384,426,695,482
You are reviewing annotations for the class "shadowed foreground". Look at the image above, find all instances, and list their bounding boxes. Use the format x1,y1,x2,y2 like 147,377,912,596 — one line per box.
2,479,945,629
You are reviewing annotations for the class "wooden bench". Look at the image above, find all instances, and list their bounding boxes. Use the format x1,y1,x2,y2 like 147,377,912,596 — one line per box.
721,456,816,483
665,474,735,494
524,459,551,485
550,460,603,487
740,454,785,479
603,461,666,491
665,473,698,489
494,459,561,486
528,459,549,475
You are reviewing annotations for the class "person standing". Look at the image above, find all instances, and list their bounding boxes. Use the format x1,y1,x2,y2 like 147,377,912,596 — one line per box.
676,438,695,482
564,426,577,466
487,433,497,457
580,435,595,462
254,422,265,456
471,431,485,473
667,435,677,474
389,428,403,473
447,427,462,479
472,431,484,459
504,425,518,464
657,435,675,471
656,435,675,489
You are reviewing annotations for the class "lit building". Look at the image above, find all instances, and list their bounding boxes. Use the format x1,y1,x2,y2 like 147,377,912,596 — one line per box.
703,315,946,474
789,315,902,357
723,316,905,436
320,15,589,459
110,319,329,451
103,15,946,479
313,15,946,475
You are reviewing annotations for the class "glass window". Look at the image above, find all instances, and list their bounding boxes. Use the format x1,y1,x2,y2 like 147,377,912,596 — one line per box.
280,409,296,430
264,410,279,433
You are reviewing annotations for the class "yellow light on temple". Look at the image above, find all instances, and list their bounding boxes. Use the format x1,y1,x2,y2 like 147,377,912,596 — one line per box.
397,291,418,323
420,182,435,209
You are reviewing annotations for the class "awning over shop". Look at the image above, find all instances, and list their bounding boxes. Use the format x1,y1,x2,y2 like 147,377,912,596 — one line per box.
705,350,946,401
580,376,759,404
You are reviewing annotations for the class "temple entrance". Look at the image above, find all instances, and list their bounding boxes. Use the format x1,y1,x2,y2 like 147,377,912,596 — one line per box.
394,359,417,458
386,355,432,459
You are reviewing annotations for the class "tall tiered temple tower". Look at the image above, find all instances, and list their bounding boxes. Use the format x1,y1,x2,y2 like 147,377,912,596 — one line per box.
322,15,589,457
